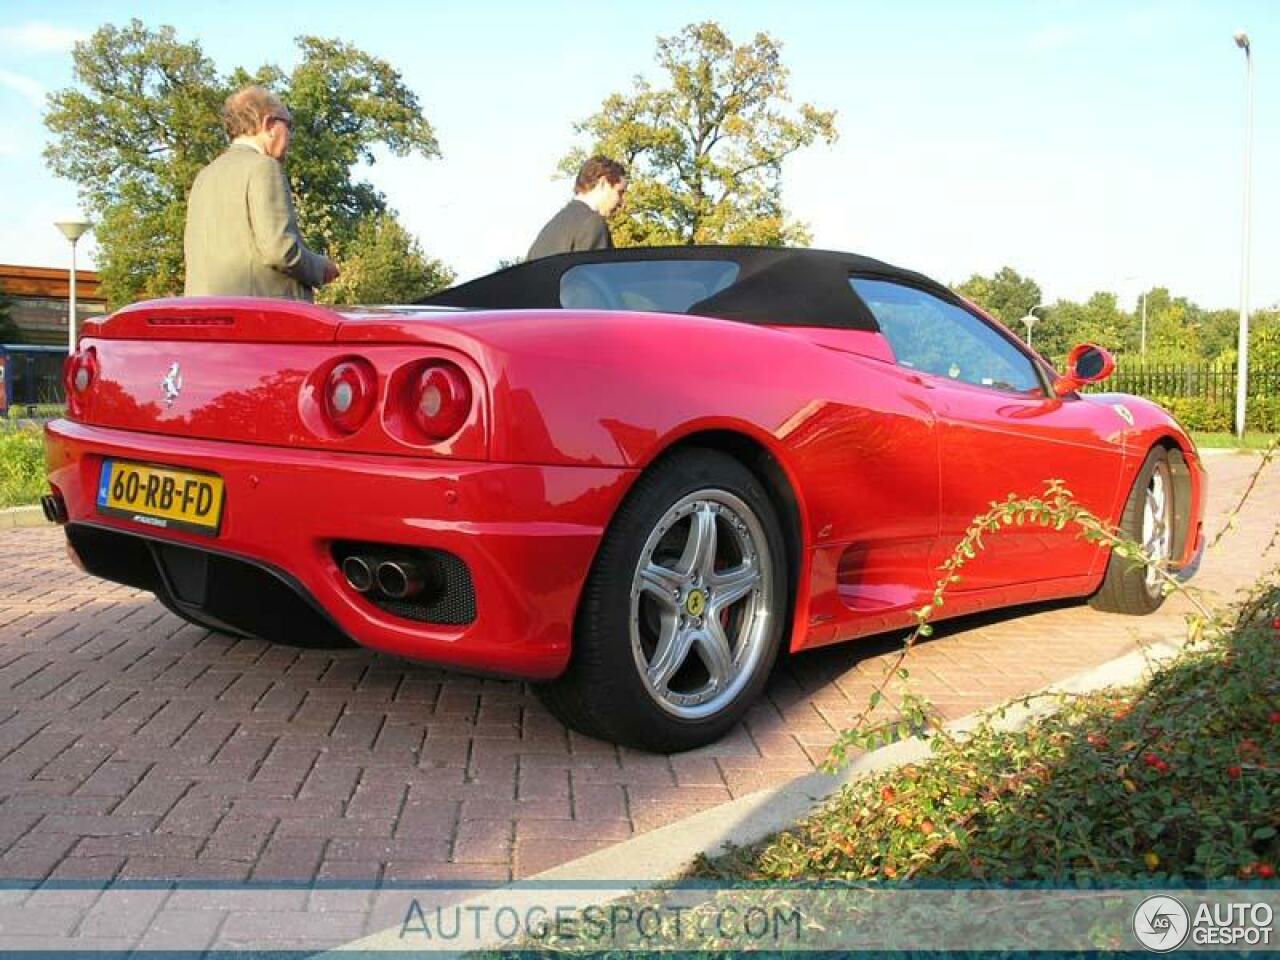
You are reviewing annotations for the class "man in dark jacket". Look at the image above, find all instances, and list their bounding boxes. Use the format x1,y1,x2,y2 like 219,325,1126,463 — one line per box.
527,156,627,260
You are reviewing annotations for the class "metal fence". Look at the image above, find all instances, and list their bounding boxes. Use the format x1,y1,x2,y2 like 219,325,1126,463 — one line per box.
1073,360,1280,401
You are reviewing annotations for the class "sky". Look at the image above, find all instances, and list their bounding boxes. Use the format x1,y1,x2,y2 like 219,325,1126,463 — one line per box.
0,0,1275,311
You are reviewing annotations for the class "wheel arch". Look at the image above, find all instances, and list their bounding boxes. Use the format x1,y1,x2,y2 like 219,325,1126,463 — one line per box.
1151,435,1195,565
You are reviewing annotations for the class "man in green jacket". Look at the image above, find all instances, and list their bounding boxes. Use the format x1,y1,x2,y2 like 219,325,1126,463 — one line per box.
184,86,338,300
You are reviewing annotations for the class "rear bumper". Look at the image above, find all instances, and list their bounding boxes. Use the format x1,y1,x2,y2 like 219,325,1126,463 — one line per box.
45,419,636,679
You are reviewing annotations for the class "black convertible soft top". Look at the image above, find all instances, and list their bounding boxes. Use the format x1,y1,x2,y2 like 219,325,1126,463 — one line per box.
421,246,956,331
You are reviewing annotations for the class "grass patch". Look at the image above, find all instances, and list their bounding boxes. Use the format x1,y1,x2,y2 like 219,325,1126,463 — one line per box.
1191,431,1279,450
5,403,65,421
0,424,47,509
695,585,1280,886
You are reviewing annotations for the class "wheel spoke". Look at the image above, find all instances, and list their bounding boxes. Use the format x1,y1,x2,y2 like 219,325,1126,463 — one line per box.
695,619,736,691
637,562,685,612
676,504,717,580
709,562,760,612
647,618,694,693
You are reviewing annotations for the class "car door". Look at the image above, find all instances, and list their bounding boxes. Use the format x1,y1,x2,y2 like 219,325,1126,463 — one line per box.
850,277,1125,591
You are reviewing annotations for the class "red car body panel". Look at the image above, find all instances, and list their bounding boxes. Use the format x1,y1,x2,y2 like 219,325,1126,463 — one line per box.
46,293,1206,680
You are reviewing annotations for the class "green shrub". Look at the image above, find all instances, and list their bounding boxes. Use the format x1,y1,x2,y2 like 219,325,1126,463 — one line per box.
1149,395,1232,432
1246,395,1280,432
0,426,48,508
698,588,1280,884
1146,395,1280,432
5,403,65,422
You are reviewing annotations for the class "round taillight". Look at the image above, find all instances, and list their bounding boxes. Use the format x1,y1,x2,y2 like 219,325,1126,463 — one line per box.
324,359,377,434
63,348,96,413
411,363,471,441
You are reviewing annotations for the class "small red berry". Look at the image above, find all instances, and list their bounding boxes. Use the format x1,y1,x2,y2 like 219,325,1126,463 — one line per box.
1240,739,1259,754
1144,753,1162,767
1087,733,1109,749
1227,765,1243,779
1268,712,1280,725
1259,864,1276,879
1155,760,1170,774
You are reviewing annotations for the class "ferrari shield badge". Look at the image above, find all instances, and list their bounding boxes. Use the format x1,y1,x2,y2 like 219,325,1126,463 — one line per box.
1112,403,1135,427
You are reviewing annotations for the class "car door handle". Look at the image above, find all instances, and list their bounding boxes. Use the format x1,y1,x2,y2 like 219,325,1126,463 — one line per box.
907,373,936,389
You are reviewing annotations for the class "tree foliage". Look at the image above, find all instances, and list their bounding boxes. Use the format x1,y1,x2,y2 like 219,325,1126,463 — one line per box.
560,21,837,247
45,20,441,307
1031,292,1126,359
319,214,454,305
953,266,1280,371
954,267,1042,330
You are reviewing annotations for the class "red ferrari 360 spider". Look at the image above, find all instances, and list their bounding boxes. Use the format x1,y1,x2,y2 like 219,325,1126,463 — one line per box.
44,247,1205,751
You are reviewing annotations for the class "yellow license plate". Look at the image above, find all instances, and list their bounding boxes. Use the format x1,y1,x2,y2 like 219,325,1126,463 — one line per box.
97,459,224,536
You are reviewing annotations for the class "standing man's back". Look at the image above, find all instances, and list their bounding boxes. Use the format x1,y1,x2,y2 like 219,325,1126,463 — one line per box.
527,156,627,261
184,85,337,301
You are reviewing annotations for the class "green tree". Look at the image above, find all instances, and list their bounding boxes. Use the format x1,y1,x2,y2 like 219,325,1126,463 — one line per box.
1249,310,1280,370
45,20,440,307
953,267,1042,330
560,21,837,247
1140,288,1205,361
1198,308,1240,362
319,214,454,305
1032,293,1127,360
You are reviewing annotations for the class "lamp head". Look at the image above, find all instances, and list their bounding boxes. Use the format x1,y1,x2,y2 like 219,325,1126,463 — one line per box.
1234,31,1251,52
55,221,91,243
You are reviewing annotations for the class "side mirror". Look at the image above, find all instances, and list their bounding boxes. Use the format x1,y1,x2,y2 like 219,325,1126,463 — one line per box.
1053,343,1115,397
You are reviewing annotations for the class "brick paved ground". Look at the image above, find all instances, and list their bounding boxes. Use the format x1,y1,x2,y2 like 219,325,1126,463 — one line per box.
0,453,1274,883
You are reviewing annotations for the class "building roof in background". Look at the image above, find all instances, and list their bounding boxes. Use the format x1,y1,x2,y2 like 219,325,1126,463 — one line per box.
0,264,104,302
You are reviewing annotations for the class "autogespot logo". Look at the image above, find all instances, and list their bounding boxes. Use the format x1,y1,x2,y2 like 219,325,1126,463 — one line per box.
1133,895,1191,952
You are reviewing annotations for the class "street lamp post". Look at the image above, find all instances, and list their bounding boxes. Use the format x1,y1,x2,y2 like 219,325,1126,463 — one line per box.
1019,303,1049,350
1121,276,1148,357
1139,291,1148,357
1234,31,1253,439
54,220,91,354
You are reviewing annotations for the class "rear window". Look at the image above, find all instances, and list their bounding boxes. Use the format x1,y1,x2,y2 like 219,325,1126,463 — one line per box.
559,260,740,313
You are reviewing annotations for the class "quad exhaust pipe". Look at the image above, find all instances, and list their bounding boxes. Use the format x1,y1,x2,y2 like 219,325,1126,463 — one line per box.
41,493,68,525
375,560,425,600
340,555,376,593
341,552,432,601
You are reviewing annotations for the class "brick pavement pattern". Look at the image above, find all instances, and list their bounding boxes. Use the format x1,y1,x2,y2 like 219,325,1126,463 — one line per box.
0,453,1274,882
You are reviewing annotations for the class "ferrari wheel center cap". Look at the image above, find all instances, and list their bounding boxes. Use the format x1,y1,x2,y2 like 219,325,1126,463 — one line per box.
684,589,708,618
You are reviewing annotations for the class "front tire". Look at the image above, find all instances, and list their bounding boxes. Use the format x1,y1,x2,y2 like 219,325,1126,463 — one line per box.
1090,446,1178,615
537,448,789,752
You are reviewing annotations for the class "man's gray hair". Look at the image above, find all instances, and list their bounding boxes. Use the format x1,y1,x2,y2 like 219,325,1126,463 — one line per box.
222,85,285,141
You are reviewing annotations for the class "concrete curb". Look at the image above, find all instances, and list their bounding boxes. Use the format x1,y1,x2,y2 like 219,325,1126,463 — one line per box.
0,505,49,530
337,636,1187,955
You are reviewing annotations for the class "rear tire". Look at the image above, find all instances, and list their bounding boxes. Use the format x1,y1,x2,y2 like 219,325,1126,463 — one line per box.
536,448,789,752
1089,446,1178,615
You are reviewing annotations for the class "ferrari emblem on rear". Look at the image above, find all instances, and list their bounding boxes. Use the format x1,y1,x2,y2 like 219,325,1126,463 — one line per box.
1113,403,1134,426
161,362,183,408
